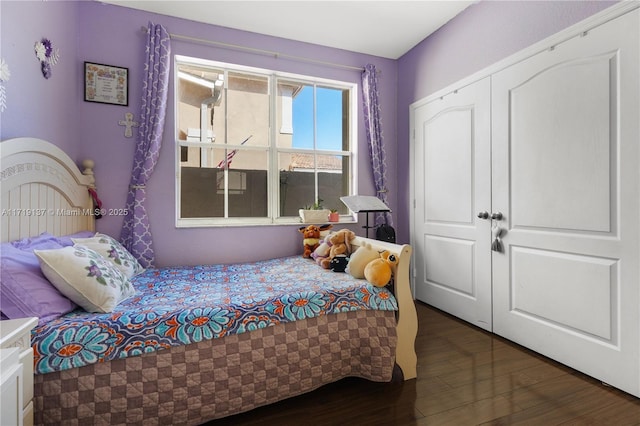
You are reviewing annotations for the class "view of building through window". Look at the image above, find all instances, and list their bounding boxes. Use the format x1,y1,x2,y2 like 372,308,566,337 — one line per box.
175,57,355,225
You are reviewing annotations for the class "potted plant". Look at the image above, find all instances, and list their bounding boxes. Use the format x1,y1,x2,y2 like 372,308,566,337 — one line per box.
299,199,330,223
328,208,340,222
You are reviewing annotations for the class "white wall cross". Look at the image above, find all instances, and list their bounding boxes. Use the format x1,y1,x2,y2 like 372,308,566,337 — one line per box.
118,112,139,138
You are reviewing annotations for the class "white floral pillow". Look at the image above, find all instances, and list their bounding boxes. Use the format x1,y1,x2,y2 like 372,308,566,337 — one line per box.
34,245,136,313
72,233,144,278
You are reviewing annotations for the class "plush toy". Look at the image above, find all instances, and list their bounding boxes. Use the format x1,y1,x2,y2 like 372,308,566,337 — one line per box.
330,255,349,272
328,229,355,260
311,229,355,269
364,250,399,287
319,229,353,269
346,242,379,279
311,232,333,267
298,224,332,258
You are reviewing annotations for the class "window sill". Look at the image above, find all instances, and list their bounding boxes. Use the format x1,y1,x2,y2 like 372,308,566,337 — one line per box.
176,216,357,228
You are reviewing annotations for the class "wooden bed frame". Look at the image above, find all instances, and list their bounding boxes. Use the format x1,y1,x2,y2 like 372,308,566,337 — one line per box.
1,137,96,241
1,137,418,421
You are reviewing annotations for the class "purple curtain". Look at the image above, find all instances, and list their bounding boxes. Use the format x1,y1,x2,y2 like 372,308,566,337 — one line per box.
362,64,393,226
120,22,171,268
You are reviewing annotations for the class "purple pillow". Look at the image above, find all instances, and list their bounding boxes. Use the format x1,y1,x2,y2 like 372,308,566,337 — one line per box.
1,236,78,324
56,230,96,247
10,232,60,249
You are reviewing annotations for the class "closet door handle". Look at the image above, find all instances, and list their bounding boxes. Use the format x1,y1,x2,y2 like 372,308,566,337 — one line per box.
491,212,503,220
477,211,489,220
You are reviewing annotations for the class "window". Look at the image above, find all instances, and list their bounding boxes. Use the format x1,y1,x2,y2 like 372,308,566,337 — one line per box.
175,56,357,226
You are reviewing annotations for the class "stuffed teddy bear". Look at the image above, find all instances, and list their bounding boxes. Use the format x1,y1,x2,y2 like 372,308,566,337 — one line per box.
328,229,355,260
298,224,332,258
320,229,354,269
364,250,399,287
311,228,355,269
346,242,379,279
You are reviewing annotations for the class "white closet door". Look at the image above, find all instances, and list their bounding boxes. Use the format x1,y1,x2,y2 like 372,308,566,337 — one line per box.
491,9,639,396
412,77,492,331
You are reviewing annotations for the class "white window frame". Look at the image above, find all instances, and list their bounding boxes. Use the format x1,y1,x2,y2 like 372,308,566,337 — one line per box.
174,55,358,227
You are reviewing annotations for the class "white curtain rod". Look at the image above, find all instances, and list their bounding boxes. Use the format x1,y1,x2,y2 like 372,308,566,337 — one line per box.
142,26,368,73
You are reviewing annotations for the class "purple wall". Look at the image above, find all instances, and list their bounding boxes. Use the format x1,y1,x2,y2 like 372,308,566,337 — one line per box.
1,1,397,266
0,0,81,158
395,0,617,243
1,0,619,266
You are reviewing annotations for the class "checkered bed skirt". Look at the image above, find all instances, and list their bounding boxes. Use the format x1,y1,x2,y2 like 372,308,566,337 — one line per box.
34,309,397,425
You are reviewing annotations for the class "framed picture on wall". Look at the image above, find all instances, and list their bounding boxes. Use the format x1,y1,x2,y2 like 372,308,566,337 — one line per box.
84,62,128,106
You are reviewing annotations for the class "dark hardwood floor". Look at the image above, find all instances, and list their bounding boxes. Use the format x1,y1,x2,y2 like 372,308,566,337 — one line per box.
210,302,640,425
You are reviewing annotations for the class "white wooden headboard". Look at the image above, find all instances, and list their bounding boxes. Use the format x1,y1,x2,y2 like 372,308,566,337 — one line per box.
1,137,96,242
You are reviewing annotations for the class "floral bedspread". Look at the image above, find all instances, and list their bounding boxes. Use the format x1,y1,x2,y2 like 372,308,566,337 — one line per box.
32,256,397,375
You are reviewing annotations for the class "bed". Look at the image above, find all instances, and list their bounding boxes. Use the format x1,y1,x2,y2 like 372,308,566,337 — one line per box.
0,137,418,425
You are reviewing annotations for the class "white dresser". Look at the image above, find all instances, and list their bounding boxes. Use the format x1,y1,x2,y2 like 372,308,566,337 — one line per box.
0,318,38,426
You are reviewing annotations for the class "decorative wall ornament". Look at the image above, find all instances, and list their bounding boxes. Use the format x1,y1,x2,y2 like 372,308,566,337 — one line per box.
34,38,60,79
118,112,139,138
84,62,129,106
0,58,9,112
